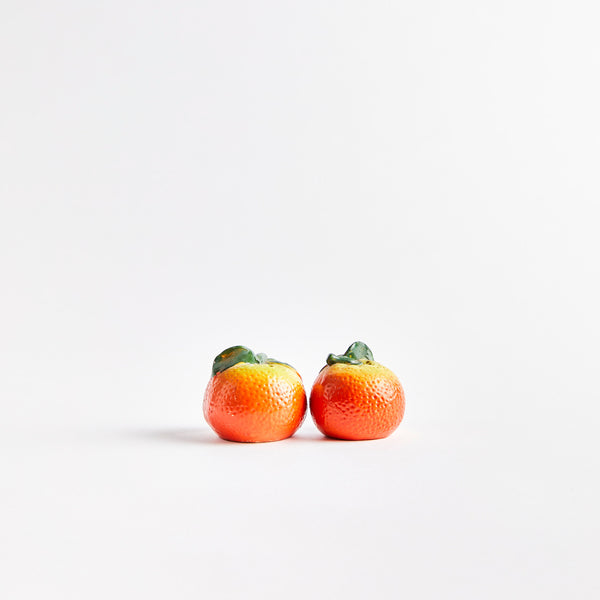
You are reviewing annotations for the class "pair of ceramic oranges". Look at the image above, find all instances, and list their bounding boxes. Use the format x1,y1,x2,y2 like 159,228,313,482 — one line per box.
203,341,405,442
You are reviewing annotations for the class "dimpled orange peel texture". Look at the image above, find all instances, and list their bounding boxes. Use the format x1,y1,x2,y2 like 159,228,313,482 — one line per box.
310,341,405,440
203,346,307,442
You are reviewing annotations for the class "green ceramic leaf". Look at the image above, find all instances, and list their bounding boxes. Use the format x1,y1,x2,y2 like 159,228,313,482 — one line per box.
212,345,258,376
344,341,374,361
211,347,296,375
326,353,362,366
325,341,375,367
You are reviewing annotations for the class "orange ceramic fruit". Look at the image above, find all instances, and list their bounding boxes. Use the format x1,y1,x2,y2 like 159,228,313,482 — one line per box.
310,341,405,440
203,346,307,442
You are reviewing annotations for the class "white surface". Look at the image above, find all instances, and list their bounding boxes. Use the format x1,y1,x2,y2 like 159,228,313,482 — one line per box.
1,1,599,598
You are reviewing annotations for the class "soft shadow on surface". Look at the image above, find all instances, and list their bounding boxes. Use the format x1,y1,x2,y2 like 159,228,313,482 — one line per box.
288,431,341,443
117,427,410,445
123,428,228,446
120,428,342,445
291,427,417,444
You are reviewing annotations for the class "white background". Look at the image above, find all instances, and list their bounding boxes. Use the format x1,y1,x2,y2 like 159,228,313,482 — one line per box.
1,1,599,598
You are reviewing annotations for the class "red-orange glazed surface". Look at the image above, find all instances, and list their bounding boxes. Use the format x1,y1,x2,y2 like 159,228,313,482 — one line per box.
310,360,405,441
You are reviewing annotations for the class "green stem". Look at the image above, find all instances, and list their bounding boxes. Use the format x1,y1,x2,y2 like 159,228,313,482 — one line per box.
325,341,374,366
212,346,293,376
212,346,258,376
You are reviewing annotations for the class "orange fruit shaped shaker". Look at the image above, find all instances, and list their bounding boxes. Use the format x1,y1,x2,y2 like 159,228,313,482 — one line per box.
203,345,307,442
310,341,405,440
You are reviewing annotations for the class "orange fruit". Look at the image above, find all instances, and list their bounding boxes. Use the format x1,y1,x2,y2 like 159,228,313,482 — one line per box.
203,346,307,442
310,341,405,440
